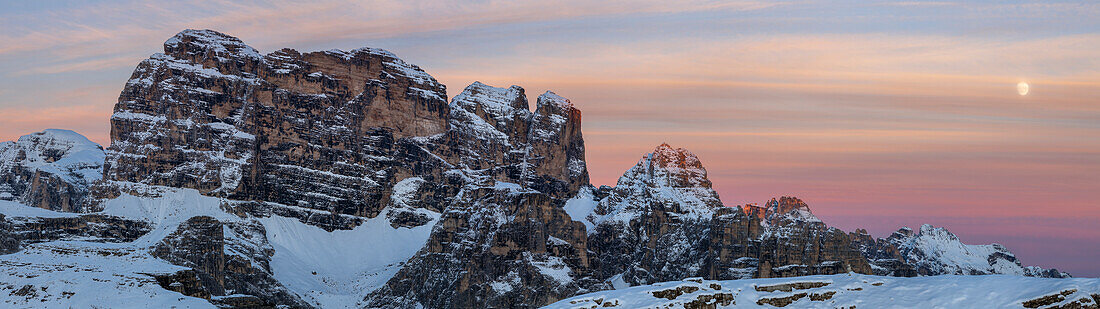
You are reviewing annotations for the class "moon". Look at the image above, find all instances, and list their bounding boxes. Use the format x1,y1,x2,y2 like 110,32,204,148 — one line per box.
1017,82,1029,96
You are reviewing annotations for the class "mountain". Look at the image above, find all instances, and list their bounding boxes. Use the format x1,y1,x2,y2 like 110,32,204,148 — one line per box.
0,29,1081,308
576,144,871,288
0,129,104,212
850,224,1070,278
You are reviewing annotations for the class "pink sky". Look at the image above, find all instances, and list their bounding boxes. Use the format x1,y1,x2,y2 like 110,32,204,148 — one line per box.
0,1,1097,276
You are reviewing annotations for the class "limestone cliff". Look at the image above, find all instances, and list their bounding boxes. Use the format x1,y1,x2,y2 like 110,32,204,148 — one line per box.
0,29,1075,309
579,144,873,287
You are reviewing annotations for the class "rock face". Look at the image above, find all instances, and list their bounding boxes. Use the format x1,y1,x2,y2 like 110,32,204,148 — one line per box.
850,224,1070,278
98,29,594,308
0,129,104,212
365,82,591,307
6,214,149,245
151,216,306,307
848,228,918,277
581,144,873,287
0,215,18,254
366,186,592,308
438,81,589,198
100,29,451,229
0,29,1077,309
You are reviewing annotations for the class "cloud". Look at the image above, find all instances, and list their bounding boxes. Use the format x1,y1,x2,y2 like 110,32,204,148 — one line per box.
0,0,778,56
13,55,145,75
2,0,1098,276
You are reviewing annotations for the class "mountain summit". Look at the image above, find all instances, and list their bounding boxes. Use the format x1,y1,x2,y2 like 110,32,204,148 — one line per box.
0,30,1076,308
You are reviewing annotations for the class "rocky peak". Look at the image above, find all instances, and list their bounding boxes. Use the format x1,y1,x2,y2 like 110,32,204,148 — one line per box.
444,81,588,198
892,227,916,239
2,130,103,171
583,144,873,286
763,196,821,225
452,81,529,118
594,144,722,222
449,81,531,144
164,29,263,65
914,224,959,242
535,91,573,115
619,143,714,190
739,203,767,221
0,129,104,212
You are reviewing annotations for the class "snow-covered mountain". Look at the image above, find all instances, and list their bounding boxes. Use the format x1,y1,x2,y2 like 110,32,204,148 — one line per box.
851,224,1070,278
0,129,104,212
0,29,1083,308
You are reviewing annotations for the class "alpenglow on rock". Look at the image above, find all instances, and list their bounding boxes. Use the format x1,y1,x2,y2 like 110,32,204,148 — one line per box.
0,29,1076,309
89,29,595,307
0,129,104,212
101,29,453,229
577,144,873,287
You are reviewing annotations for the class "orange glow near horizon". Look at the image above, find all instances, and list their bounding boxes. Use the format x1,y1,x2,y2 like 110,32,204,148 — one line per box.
1,0,1097,276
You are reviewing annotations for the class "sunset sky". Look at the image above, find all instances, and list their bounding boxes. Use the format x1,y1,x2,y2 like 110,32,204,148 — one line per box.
1,1,1098,276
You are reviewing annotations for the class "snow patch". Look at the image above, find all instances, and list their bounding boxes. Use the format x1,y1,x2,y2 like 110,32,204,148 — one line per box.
563,187,598,233
261,206,439,308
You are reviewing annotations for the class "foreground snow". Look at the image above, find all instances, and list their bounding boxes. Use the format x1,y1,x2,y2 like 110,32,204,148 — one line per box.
0,241,213,309
0,196,214,308
544,273,1100,309
1,185,441,308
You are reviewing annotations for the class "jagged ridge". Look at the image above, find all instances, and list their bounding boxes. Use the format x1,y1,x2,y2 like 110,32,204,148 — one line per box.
0,29,1076,309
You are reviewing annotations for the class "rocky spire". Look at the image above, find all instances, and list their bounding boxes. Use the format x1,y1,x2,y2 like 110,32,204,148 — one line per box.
590,143,723,225
445,81,589,198
763,196,821,225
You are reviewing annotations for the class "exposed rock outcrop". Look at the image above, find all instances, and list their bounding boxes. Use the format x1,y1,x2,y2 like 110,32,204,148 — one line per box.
581,144,873,286
435,81,589,198
152,215,306,307
848,228,918,277
6,214,150,244
100,30,594,308
366,185,592,308
0,214,18,254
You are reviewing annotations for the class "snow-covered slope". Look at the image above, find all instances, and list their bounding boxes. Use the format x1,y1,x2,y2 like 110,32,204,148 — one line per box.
545,273,1100,309
1,176,444,308
260,204,439,307
0,193,214,308
0,129,104,212
0,240,214,309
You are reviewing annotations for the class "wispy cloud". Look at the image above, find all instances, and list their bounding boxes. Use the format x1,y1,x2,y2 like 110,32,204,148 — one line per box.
13,55,144,75
0,0,778,56
1,0,1099,277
